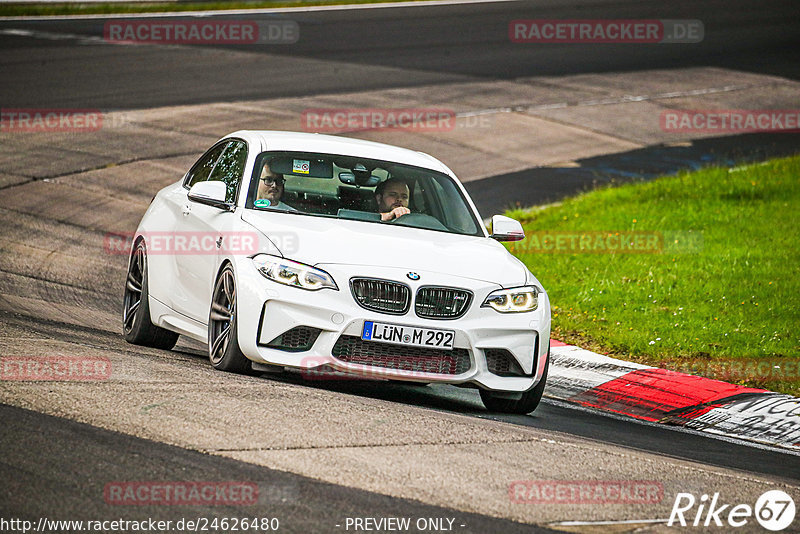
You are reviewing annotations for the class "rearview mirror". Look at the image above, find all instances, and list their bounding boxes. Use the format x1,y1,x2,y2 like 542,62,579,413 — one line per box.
490,215,525,242
338,172,380,187
188,181,231,210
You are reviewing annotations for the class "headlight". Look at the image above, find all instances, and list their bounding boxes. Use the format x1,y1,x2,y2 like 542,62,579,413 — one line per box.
251,254,338,291
482,286,539,313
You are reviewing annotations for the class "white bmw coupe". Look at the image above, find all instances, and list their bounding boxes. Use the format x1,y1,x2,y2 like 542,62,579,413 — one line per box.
123,131,551,414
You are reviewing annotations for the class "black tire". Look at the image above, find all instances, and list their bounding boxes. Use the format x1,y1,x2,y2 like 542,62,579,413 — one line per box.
480,348,549,414
122,240,179,350
208,264,252,373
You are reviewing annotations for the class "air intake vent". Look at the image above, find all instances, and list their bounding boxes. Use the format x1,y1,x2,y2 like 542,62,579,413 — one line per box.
332,335,471,375
485,349,525,377
415,286,472,319
350,278,410,315
265,326,321,352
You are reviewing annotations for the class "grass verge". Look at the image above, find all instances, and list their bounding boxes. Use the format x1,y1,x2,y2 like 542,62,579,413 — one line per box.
0,0,425,17
507,155,800,396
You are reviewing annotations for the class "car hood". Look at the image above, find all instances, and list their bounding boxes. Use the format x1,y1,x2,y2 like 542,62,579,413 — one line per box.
241,211,527,286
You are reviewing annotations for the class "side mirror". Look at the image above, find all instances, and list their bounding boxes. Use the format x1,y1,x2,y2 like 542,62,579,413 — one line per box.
490,215,525,242
188,181,231,211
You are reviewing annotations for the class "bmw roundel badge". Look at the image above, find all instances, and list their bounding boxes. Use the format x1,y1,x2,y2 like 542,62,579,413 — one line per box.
407,272,420,280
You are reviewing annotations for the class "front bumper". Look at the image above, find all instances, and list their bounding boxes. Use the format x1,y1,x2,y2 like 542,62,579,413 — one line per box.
235,260,551,393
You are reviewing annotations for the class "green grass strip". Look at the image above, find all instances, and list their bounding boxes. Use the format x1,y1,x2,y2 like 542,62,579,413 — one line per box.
507,155,800,396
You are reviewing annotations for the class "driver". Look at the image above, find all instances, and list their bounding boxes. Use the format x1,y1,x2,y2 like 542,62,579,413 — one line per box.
375,178,411,221
256,166,296,211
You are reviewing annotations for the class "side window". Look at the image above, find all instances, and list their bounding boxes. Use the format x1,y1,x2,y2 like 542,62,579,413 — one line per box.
184,142,228,189
209,140,248,203
428,176,478,234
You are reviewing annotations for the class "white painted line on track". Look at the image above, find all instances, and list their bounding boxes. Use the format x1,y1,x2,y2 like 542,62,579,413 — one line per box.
465,84,764,116
552,518,670,526
0,27,112,45
0,0,518,21
729,160,772,173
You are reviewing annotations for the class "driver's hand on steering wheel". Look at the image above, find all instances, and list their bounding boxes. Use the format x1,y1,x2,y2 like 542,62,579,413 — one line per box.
381,206,411,221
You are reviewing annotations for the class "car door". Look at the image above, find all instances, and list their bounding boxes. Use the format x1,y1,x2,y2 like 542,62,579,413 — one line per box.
172,139,248,324
157,141,228,318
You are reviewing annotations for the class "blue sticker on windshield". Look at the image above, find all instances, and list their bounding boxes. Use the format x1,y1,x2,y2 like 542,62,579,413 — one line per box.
254,199,271,208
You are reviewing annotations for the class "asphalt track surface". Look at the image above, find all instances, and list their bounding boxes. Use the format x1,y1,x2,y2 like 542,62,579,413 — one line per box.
2,1,800,532
0,0,799,109
1,403,559,533
468,132,800,215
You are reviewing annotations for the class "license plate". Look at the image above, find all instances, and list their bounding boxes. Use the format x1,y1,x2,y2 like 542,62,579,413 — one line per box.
361,321,454,350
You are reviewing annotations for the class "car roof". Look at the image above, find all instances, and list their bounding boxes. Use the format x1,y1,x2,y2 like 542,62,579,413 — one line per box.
226,130,454,177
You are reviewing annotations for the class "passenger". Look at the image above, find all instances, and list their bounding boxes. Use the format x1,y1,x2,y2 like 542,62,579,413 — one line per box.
375,178,411,221
255,167,296,211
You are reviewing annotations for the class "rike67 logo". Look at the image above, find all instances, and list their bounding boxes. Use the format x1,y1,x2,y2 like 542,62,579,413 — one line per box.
668,490,796,531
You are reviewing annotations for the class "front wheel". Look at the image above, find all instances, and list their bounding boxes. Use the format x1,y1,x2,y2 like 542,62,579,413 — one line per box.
122,240,179,350
480,349,549,414
208,264,251,373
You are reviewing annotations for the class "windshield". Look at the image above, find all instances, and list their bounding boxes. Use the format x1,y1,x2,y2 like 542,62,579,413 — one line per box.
245,151,483,237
